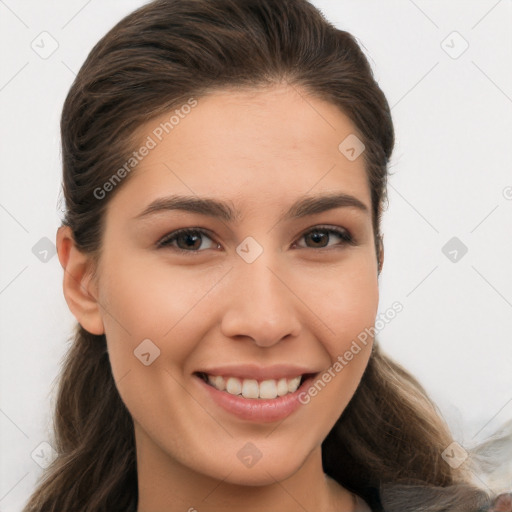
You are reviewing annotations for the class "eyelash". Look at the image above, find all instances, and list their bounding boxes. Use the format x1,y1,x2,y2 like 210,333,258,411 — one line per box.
156,225,356,254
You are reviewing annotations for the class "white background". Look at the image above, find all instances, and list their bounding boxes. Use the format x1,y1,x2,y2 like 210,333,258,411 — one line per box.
1,0,511,509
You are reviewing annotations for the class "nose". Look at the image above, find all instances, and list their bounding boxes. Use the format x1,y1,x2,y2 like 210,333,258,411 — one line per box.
220,256,302,347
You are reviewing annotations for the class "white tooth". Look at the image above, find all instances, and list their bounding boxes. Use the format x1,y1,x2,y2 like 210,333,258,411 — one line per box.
211,374,303,398
226,377,242,395
288,376,301,393
277,378,289,396
259,379,278,399
241,379,259,399
212,375,225,391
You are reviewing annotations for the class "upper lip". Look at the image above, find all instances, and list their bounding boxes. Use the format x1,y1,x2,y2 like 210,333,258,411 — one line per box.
194,364,319,381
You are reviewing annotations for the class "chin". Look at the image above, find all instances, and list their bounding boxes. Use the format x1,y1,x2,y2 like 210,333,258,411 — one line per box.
221,464,302,487
189,448,306,488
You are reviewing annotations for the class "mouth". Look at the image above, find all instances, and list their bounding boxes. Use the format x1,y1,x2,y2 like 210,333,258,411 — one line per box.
194,371,317,400
193,369,320,422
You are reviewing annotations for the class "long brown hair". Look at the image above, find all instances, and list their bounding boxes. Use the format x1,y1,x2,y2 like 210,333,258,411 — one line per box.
24,1,499,510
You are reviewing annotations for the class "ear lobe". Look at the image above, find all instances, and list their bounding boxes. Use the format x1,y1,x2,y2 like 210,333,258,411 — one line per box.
56,226,105,335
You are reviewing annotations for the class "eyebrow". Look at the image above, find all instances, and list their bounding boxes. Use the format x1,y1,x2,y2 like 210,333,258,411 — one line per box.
133,192,369,223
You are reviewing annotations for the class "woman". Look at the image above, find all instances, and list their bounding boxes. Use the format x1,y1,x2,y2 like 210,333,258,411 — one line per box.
23,0,509,510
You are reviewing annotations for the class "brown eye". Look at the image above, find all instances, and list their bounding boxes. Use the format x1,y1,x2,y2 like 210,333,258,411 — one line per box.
157,229,218,252
305,230,329,248
297,226,354,249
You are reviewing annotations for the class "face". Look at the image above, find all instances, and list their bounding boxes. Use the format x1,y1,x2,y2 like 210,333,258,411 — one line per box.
92,84,380,486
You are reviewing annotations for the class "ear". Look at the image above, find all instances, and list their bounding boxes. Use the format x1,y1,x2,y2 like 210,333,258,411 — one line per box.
56,225,105,335
377,234,384,275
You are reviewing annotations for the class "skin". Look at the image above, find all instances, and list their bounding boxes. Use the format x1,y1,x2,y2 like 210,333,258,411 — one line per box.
57,83,382,512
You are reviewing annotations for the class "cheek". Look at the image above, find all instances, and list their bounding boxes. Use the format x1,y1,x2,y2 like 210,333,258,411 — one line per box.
295,254,379,353
97,255,212,435
99,250,223,339
297,264,377,426
98,252,227,385
290,253,378,418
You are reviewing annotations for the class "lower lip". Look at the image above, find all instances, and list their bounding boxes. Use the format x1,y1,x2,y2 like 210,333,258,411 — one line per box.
194,374,316,423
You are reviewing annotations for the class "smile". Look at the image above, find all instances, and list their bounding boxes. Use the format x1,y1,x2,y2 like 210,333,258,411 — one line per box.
194,371,318,422
197,372,306,399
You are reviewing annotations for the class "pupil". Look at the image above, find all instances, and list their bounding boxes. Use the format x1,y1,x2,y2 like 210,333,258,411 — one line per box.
179,233,201,249
308,231,327,247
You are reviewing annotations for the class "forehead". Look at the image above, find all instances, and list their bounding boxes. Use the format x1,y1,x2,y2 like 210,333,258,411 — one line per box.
106,84,371,221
